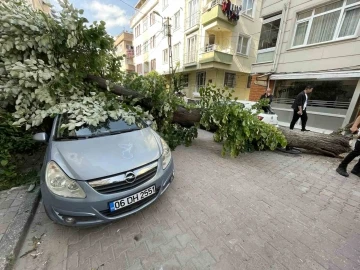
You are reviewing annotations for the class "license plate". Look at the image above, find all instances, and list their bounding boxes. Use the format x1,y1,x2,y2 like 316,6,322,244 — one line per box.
109,185,156,212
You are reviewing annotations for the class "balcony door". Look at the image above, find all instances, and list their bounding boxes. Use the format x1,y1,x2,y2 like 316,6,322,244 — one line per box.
196,72,206,92
189,0,199,28
187,35,197,63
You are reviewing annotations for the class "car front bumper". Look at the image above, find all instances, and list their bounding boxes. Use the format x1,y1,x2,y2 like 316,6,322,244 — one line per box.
41,159,174,226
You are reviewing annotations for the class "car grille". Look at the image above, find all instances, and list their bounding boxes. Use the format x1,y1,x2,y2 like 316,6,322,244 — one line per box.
90,165,158,194
99,190,158,217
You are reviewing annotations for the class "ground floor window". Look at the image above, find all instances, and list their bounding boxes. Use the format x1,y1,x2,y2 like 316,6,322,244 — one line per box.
273,79,357,110
224,72,236,88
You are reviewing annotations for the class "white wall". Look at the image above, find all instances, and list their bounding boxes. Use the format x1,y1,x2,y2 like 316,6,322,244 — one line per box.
252,0,360,74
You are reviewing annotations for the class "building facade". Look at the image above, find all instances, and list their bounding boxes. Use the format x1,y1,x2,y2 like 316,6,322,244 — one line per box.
114,32,135,73
250,0,360,132
130,0,262,100
27,0,51,13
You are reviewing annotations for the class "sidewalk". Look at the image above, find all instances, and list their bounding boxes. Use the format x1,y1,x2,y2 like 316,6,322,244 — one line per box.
13,130,360,270
0,186,40,270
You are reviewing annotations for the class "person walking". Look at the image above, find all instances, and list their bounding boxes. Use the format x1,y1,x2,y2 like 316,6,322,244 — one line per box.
336,116,360,177
290,85,313,131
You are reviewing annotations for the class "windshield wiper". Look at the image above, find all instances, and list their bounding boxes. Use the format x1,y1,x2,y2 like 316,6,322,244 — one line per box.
85,128,141,139
55,136,86,141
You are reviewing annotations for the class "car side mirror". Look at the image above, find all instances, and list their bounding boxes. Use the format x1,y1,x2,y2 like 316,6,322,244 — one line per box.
146,120,153,127
33,132,49,143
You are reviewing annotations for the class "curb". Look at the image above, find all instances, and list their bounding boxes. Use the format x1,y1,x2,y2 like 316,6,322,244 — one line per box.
0,187,41,270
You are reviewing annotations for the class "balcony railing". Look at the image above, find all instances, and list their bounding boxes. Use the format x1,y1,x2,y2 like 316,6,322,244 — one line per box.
185,11,200,30
201,44,233,54
184,51,198,65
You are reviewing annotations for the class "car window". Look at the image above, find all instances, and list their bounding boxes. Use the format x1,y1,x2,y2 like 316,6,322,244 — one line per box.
55,115,146,139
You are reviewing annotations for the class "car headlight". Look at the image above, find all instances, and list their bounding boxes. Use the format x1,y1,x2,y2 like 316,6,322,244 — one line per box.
45,161,86,198
160,138,171,169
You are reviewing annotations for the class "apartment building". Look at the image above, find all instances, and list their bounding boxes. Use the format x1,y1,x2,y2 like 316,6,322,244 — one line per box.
250,0,360,132
114,32,135,73
130,0,262,100
27,0,51,13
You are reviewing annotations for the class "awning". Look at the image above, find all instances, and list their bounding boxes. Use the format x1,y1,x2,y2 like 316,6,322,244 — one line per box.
270,70,360,80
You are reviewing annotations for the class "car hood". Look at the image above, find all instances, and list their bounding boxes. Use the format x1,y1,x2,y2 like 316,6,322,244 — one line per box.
50,128,161,181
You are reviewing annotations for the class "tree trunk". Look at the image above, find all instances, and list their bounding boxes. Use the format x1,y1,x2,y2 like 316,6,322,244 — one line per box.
279,128,351,157
86,75,352,157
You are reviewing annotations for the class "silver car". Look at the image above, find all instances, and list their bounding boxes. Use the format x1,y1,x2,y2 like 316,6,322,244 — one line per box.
33,115,174,226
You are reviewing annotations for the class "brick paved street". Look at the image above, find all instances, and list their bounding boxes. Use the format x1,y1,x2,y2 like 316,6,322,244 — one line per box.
14,130,360,270
0,187,27,242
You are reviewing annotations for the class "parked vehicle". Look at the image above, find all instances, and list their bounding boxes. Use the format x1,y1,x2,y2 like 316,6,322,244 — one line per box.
33,116,174,226
236,100,279,127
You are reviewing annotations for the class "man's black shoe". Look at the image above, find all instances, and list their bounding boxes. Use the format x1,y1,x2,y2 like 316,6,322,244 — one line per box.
336,167,349,177
351,169,360,177
301,129,310,132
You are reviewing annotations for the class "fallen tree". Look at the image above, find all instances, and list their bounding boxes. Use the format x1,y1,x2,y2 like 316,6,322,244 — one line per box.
0,0,352,159
86,75,352,157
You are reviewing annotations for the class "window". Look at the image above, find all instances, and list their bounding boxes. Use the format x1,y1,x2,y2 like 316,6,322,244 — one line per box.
151,59,156,71
136,45,141,56
237,35,250,55
242,0,254,17
247,75,252,88
150,35,156,49
144,62,149,74
163,48,168,63
136,64,142,74
196,72,206,91
173,43,180,61
293,0,360,47
143,17,148,32
150,13,156,26
174,11,180,30
256,14,282,63
224,73,236,88
186,0,199,29
182,74,189,87
143,41,149,53
134,24,141,37
163,0,168,10
185,35,197,64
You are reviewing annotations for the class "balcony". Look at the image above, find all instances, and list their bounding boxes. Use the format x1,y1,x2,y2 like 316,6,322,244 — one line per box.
184,51,198,67
199,44,233,65
201,0,237,28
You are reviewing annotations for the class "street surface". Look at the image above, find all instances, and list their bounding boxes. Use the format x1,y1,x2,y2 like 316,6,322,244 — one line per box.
15,130,360,270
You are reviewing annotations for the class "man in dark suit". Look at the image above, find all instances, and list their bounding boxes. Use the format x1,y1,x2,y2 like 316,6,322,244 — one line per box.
290,85,314,131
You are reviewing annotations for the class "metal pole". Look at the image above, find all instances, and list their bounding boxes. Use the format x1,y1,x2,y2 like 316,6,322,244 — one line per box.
166,17,173,79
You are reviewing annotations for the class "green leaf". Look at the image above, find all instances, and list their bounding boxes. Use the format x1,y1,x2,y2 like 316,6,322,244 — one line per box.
1,160,9,167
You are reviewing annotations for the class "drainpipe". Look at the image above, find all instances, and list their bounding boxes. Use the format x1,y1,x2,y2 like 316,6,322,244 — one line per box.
271,0,291,73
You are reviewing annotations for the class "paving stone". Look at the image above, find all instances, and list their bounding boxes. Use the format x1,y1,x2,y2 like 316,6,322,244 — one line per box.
11,130,360,270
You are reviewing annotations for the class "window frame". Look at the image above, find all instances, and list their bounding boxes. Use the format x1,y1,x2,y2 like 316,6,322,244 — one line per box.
163,0,168,10
143,16,148,33
256,14,282,63
174,10,181,30
163,48,169,64
143,40,149,53
242,0,255,18
134,24,141,38
150,13,156,26
151,59,156,71
291,0,360,48
237,34,251,56
150,35,156,49
136,64,142,74
224,72,236,88
173,43,180,61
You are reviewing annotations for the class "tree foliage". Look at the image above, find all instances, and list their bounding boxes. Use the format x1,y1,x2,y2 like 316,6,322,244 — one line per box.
0,0,286,165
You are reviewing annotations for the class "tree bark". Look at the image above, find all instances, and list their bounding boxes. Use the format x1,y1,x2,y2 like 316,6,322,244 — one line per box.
279,128,351,157
86,75,352,157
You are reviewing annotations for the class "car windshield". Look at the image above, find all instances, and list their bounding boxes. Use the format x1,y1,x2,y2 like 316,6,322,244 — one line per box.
55,115,146,140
